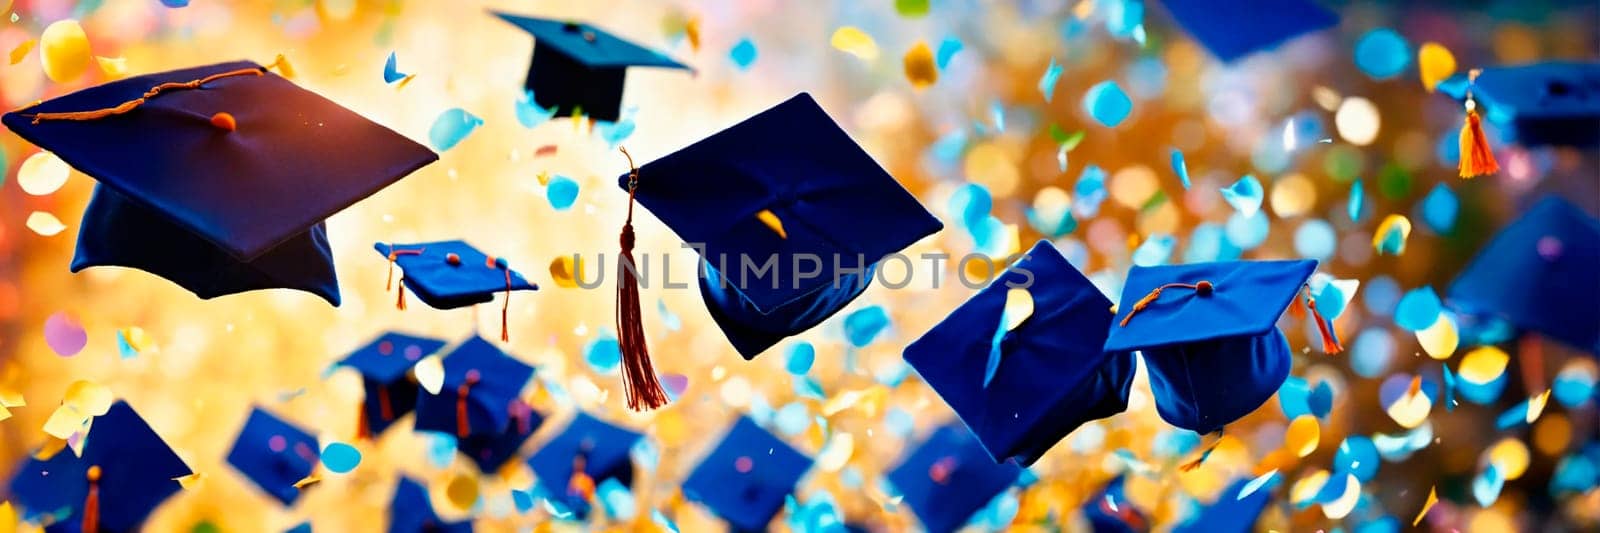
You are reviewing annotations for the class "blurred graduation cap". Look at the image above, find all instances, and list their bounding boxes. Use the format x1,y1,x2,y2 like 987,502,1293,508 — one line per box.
1156,0,1338,63
456,400,543,474
1449,196,1600,355
527,412,643,515
375,241,538,342
414,336,536,443
492,12,690,122
904,240,1135,466
338,331,449,438
0,60,436,305
616,91,941,361
1437,62,1600,147
681,417,813,532
1081,475,1148,533
9,401,191,533
1105,260,1331,434
1172,476,1273,533
226,407,320,506
390,476,473,533
886,423,1022,533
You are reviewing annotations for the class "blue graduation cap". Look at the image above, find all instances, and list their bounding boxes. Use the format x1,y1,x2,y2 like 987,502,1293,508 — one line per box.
682,416,813,532
1437,62,1600,147
226,407,319,506
375,241,538,342
1173,477,1273,533
492,12,690,122
9,401,191,533
1449,196,1600,355
1105,260,1323,434
526,411,643,515
886,423,1022,533
904,240,1135,466
413,336,535,442
1081,475,1148,533
338,331,449,438
390,476,473,533
1156,0,1338,63
456,400,543,474
618,93,943,360
0,60,436,305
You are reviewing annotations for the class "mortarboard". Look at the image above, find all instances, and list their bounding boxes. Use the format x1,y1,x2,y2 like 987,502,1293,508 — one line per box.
492,12,690,122
390,476,474,533
337,331,449,438
1081,475,1148,533
1437,62,1600,147
413,337,535,443
1172,477,1272,533
1105,260,1331,434
456,400,544,474
9,401,191,533
1448,196,1600,355
904,240,1135,466
886,423,1023,533
527,411,643,514
1156,0,1338,63
375,241,538,342
681,416,813,532
1,60,436,305
226,407,320,506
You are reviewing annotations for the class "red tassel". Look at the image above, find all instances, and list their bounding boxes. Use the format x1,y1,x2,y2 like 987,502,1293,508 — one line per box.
355,402,370,440
456,370,479,438
386,248,425,291
82,465,101,533
616,147,670,412
396,279,407,310
501,268,512,342
1179,431,1223,472
378,386,394,421
1287,293,1307,320
1306,293,1343,355
1458,70,1499,179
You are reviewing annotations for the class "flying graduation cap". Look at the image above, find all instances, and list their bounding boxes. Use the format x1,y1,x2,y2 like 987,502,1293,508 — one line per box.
390,476,474,533
0,59,437,305
492,12,691,122
9,401,192,533
338,331,449,438
1172,476,1274,533
886,423,1023,533
1082,475,1149,533
226,407,320,506
526,412,643,518
1105,259,1337,434
1156,0,1338,63
610,92,943,410
375,240,538,342
456,400,544,474
1449,196,1600,355
904,240,1136,466
681,416,813,532
1436,62,1600,147
413,336,536,448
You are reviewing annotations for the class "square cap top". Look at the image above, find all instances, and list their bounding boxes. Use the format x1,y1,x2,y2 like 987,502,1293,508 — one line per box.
226,407,319,506
681,416,813,532
492,12,689,70
886,424,1023,533
376,241,538,310
390,476,473,533
9,401,191,533
2,60,437,261
338,331,449,383
1438,62,1600,120
1173,477,1272,533
1083,475,1148,533
527,412,643,491
1158,0,1338,63
412,337,535,437
1104,260,1317,353
619,92,942,313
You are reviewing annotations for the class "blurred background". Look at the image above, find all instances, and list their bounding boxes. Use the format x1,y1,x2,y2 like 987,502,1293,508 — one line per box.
0,0,1597,531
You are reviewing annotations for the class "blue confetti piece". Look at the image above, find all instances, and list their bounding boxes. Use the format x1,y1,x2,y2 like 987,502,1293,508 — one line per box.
1038,58,1063,102
1169,148,1191,189
884,408,915,438
1553,365,1597,408
598,478,636,520
1350,328,1394,378
512,489,535,513
1348,180,1364,222
1026,204,1077,238
1394,287,1443,331
1104,0,1144,39
1363,275,1400,317
160,0,190,7
786,342,816,375
427,108,482,152
935,37,963,69
320,442,362,474
515,90,557,129
1083,80,1133,127
949,183,993,238
1294,219,1337,260
630,437,661,472
383,51,406,84
1442,364,1458,412
1356,516,1400,533
930,129,968,163
1072,165,1109,218
1309,381,1333,418
775,402,810,436
1335,436,1380,481
585,330,622,373
116,330,139,360
1219,175,1264,217
1418,183,1458,233
1551,454,1598,494
1278,376,1312,419
1379,374,1438,406
1354,28,1410,80
546,175,580,211
1458,373,1507,405
730,38,758,70
794,376,826,400
1132,234,1176,266
1473,464,1504,507
595,107,638,149
1313,278,1352,319
657,299,681,331
1224,211,1270,250
1494,397,1536,430
284,523,310,533
843,305,890,347
422,431,458,468
990,101,1006,133
968,489,1020,530
653,509,682,533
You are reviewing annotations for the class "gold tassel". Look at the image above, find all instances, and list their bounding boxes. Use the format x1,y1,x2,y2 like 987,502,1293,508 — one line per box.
1458,69,1499,178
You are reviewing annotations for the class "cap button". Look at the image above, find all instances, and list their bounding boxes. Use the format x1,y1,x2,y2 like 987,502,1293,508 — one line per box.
446,253,461,266
734,456,753,473
1195,280,1214,296
378,340,394,356
563,21,581,32
583,31,597,42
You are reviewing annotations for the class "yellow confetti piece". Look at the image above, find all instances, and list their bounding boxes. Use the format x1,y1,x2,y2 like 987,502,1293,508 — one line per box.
173,472,205,490
0,501,14,533
273,53,297,79
1003,288,1033,333
95,56,127,78
1486,437,1529,480
1416,313,1458,360
0,404,10,423
1286,415,1321,458
816,432,854,472
1459,346,1509,384
414,355,445,395
118,326,158,356
42,405,87,440
18,151,70,196
1525,389,1551,424
445,472,480,510
293,474,322,489
1413,485,1437,526
549,256,583,289
535,171,552,187
1372,214,1411,255
26,212,66,237
903,41,937,89
39,20,91,83
1418,42,1457,92
33,438,67,461
1385,381,1432,429
8,39,33,65
395,73,417,90
63,380,113,417
756,209,787,239
0,389,22,408
685,17,701,51
1321,473,1361,519
830,26,880,61
1289,469,1329,505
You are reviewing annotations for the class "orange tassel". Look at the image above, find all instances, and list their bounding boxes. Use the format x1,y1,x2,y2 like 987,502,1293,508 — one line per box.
1304,287,1343,355
355,403,370,440
1120,281,1213,327
1458,70,1499,178
396,278,407,310
82,465,101,533
456,371,479,438
26,66,266,124
615,147,670,412
378,386,394,421
1178,431,1223,472
1287,294,1307,320
501,268,512,342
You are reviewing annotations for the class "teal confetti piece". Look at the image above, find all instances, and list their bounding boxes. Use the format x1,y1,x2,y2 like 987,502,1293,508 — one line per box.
1394,287,1442,331
546,175,580,211
794,376,826,400
1038,58,1063,102
1472,464,1504,507
730,38,758,70
1308,381,1333,418
1072,165,1108,218
1335,436,1380,481
383,51,406,83
595,107,638,149
512,489,535,513
1083,80,1133,127
116,329,139,360
786,342,815,375
427,108,482,152
320,442,362,474
1131,234,1175,266
1419,183,1459,233
1348,179,1364,221
1442,364,1458,412
585,330,621,373
1220,174,1264,217
1354,28,1410,80
1169,148,1190,189
515,90,556,129
935,37,963,69
843,305,890,347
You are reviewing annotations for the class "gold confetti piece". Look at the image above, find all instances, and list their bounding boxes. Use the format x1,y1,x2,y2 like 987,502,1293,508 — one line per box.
1289,469,1329,505
816,432,854,472
0,501,14,533
414,355,445,395
42,405,87,440
293,474,322,489
756,209,787,239
0,389,22,408
95,56,127,78
903,41,937,89
33,437,67,461
1312,86,1343,112
26,212,67,237
1072,0,1095,19
1386,383,1432,429
1486,438,1530,480
445,472,480,510
685,16,701,51
0,404,10,423
8,39,33,65
1372,214,1411,255
830,26,880,61
549,256,582,288
273,53,296,79
1459,346,1509,384
173,472,205,490
18,151,70,196
39,20,91,83
1418,42,1456,92
1413,486,1437,526
118,326,158,356
1286,415,1321,458
63,380,113,416
395,73,417,90
1003,288,1033,333
535,171,552,187
1526,389,1551,424
1416,314,1459,360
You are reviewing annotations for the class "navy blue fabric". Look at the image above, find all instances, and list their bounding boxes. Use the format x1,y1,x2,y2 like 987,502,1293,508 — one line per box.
681,416,812,531
389,476,473,533
1437,62,1600,147
1156,0,1338,63
457,402,543,473
905,240,1134,466
492,12,688,121
700,261,874,359
526,412,642,516
1449,196,1600,355
1082,475,1148,533
413,337,534,439
1172,477,1271,533
1142,329,1293,434
339,332,448,436
226,407,319,506
886,424,1022,533
376,241,538,310
8,402,191,533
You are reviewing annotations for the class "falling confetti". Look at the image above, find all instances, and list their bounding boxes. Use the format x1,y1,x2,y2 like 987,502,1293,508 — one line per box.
96,56,128,78
1354,28,1410,80
428,108,483,152
1394,287,1442,331
830,27,879,61
935,37,962,69
549,256,582,288
17,152,70,196
1169,148,1191,189
1413,486,1438,526
1417,42,1456,92
903,41,937,89
320,442,361,474
1082,80,1132,127
1286,415,1320,457
8,39,33,65
382,51,407,83
1416,313,1458,360
1347,180,1364,221
730,38,758,70
515,91,556,129
40,20,92,83
1037,58,1062,102
844,306,890,348
786,342,815,375
414,355,444,395
43,312,88,357
1419,183,1458,233
546,175,579,211
1220,175,1264,217
1372,214,1411,255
